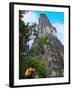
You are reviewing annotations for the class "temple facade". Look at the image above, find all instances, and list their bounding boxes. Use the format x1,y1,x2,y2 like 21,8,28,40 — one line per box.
37,14,57,37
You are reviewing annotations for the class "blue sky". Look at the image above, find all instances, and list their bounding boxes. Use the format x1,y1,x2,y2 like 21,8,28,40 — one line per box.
33,11,64,24
23,11,64,45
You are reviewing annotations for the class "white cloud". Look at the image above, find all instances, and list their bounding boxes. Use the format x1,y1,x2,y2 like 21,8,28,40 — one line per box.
21,11,38,48
22,11,38,25
28,39,34,49
53,23,64,45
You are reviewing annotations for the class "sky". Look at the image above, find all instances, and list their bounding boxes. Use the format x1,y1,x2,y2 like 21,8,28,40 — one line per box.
22,11,64,46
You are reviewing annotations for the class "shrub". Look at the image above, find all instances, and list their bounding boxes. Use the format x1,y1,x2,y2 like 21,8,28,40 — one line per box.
19,36,49,79
19,55,49,79
19,55,31,79
31,56,49,78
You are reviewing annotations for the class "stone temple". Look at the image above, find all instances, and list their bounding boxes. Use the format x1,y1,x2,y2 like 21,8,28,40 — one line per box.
31,14,64,77
36,14,57,37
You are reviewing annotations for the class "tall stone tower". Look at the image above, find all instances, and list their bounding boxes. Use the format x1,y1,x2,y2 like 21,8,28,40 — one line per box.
31,14,64,77
37,14,57,37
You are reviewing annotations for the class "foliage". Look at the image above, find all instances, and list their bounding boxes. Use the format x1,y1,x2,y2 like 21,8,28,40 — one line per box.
19,55,31,79
19,10,38,79
37,36,49,46
19,10,36,54
37,36,49,54
31,56,49,78
29,36,49,55
19,55,49,79
19,11,49,79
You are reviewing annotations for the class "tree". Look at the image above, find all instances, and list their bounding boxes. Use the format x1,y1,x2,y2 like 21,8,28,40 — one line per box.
19,10,37,78
19,10,32,54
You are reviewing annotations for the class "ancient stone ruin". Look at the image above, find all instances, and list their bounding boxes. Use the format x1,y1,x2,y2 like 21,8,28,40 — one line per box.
37,14,57,38
31,14,64,77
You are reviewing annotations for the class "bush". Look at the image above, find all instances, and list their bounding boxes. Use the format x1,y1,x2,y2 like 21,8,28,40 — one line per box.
29,36,49,55
19,55,31,79
19,36,49,79
31,56,49,78
37,35,49,47
19,55,49,79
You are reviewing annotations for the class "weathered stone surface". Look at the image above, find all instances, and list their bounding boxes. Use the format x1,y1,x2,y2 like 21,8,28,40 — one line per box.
30,14,64,77
30,34,64,77
37,14,57,37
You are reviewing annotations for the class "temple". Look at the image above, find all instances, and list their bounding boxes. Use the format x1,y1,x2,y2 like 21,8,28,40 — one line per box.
37,14,57,37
